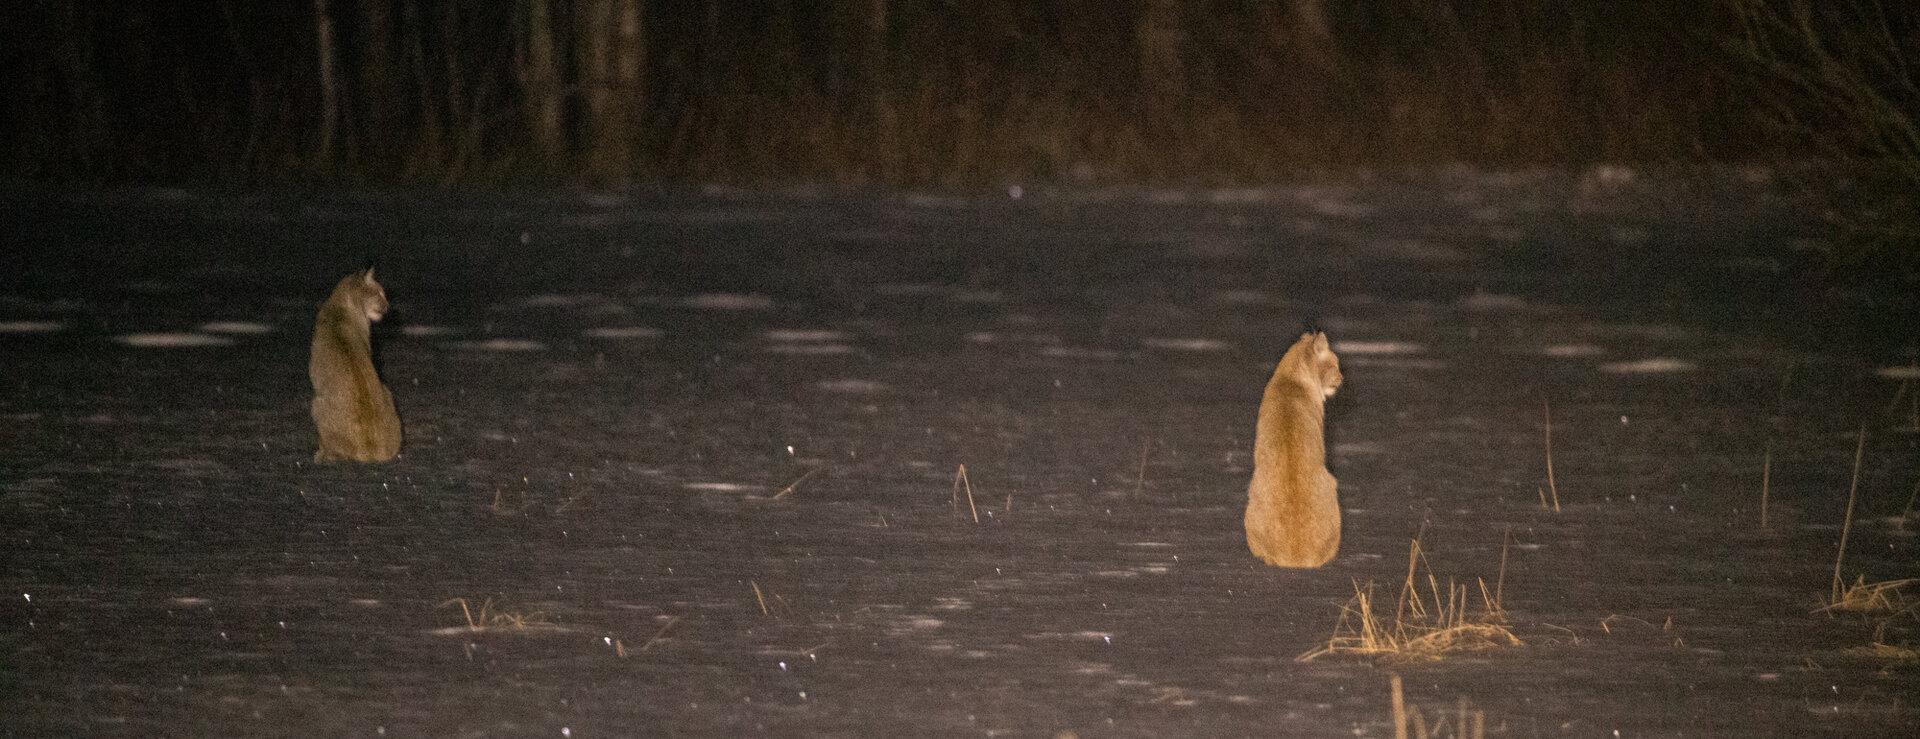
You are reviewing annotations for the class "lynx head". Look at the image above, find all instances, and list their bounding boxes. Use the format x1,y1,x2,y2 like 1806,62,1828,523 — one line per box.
1289,331,1342,398
356,268,390,322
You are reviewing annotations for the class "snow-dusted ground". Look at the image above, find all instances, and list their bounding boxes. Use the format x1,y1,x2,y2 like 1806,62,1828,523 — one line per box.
3,171,1917,736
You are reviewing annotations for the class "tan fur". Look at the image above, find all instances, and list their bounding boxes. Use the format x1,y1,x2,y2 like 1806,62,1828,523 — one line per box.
309,269,401,463
1245,331,1343,567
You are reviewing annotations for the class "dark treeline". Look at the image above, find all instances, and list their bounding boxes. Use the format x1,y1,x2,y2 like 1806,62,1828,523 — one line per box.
3,0,1916,185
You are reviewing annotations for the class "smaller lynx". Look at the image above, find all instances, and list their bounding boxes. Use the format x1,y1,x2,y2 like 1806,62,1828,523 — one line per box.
1245,332,1343,568
309,268,401,463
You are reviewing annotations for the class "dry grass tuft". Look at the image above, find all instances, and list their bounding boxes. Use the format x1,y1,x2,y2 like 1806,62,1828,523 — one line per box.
438,597,550,632
1299,540,1520,662
1819,577,1918,616
751,581,796,619
1842,642,1919,661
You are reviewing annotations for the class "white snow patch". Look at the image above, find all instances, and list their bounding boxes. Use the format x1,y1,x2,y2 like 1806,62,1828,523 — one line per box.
1600,358,1696,374
199,321,275,334
1297,190,1375,218
582,326,662,339
905,617,944,629
1369,238,1466,262
1874,365,1920,380
1348,357,1445,370
765,343,857,356
1207,187,1277,204
0,321,66,333
874,283,944,296
1458,292,1529,311
816,379,889,394
1579,163,1638,194
1331,340,1423,355
1542,343,1606,357
115,333,233,348
402,325,461,336
764,329,851,343
950,289,1004,304
169,597,212,606
1141,337,1230,352
1040,346,1122,361
684,482,761,492
447,338,547,352
1600,323,1691,341
685,293,774,310
1211,289,1276,305
1333,441,1387,456
966,331,1057,345
582,192,629,208
519,293,610,309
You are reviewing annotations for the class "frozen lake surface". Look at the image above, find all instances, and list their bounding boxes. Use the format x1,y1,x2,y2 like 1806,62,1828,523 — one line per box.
3,172,1918,736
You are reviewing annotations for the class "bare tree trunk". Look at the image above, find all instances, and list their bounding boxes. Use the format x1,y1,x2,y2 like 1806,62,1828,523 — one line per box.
578,0,643,181
864,0,894,178
400,0,441,173
1261,0,1339,125
518,0,564,170
52,0,107,172
1136,0,1184,142
358,0,398,163
1287,0,1336,71
314,0,340,166
611,0,645,175
577,0,613,179
441,0,471,177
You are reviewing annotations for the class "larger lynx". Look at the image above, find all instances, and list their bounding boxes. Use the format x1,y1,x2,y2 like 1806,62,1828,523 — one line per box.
1244,332,1343,568
309,268,401,463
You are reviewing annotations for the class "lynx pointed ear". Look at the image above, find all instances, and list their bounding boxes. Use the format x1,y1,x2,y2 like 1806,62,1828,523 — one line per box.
363,267,377,283
1312,332,1330,352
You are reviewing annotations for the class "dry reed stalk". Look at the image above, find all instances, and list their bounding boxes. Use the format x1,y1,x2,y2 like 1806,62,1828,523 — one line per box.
639,615,681,651
1391,674,1408,739
1134,435,1150,495
1831,422,1867,603
1760,439,1773,529
953,464,979,523
1542,395,1560,512
773,466,823,500
752,581,769,616
1843,642,1920,660
1496,526,1510,609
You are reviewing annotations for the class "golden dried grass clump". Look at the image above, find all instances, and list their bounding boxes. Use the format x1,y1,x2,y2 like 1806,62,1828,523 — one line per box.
1299,539,1520,663
438,597,551,632
1819,577,1917,616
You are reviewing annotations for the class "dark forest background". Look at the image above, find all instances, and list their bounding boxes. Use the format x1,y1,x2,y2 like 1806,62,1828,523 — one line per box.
3,0,1919,188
